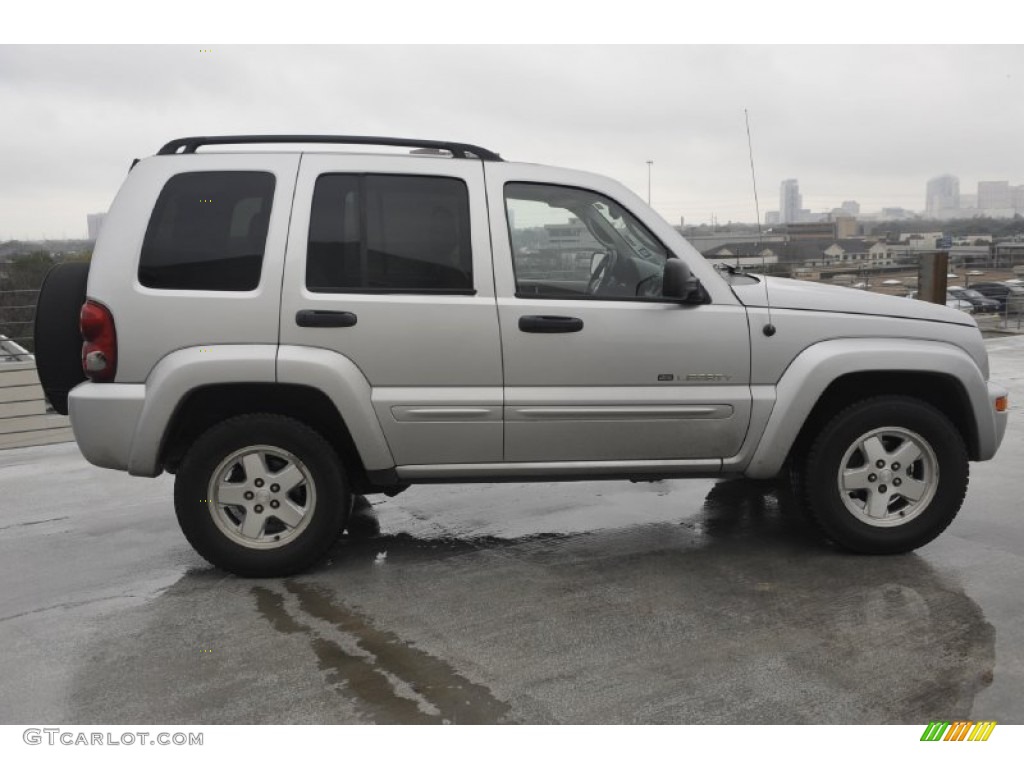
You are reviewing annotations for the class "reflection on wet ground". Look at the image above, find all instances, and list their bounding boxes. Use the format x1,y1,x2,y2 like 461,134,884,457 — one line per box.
50,478,994,725
252,582,510,724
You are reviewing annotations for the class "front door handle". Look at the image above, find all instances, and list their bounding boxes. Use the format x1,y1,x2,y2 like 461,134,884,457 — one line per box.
518,315,584,333
296,309,358,328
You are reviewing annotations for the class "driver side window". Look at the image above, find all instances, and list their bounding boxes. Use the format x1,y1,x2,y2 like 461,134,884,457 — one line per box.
504,182,669,300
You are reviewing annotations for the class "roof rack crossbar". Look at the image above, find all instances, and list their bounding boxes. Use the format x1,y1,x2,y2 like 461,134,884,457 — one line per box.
157,135,503,161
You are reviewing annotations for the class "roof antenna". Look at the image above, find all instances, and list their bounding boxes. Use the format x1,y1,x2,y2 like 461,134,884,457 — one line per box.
745,108,775,337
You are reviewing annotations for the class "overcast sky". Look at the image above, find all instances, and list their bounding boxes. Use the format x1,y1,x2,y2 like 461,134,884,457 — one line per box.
1,45,1022,240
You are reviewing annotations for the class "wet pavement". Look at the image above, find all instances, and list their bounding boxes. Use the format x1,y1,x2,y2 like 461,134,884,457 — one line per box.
1,336,1023,725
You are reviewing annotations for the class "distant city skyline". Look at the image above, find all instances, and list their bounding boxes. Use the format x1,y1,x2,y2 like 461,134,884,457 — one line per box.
1,45,1023,239
762,173,1024,227
12,169,1024,247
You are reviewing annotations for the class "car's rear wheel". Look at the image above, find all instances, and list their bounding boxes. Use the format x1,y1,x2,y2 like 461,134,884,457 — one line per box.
801,396,968,554
174,413,350,577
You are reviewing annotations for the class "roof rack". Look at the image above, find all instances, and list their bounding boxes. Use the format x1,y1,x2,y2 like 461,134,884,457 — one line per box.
157,135,503,161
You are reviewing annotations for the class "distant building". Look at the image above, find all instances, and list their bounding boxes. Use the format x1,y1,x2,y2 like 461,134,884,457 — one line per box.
87,213,106,241
542,218,601,251
703,243,780,270
822,240,871,264
765,211,780,226
727,237,889,269
781,221,836,240
840,200,860,215
1013,185,1024,215
780,179,801,224
687,232,786,253
881,207,914,220
834,216,859,239
961,193,978,208
925,175,959,218
901,232,944,250
978,181,1010,211
798,210,829,223
975,181,1015,217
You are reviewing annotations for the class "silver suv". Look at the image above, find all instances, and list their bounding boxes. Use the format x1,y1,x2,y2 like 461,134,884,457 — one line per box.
34,135,1009,576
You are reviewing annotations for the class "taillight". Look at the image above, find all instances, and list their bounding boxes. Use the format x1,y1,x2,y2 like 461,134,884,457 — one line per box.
80,300,117,382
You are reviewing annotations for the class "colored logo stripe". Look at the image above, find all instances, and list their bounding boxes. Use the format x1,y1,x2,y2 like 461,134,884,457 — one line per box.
944,721,973,741
921,722,949,741
920,720,996,741
969,721,997,741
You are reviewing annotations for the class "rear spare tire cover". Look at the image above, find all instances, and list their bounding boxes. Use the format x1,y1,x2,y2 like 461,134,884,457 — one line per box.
33,261,90,415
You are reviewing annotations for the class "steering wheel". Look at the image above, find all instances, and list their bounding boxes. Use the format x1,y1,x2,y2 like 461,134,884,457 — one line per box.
586,251,618,296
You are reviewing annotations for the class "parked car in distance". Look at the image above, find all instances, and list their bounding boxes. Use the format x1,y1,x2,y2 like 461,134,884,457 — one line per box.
905,291,973,313
947,287,1000,314
967,282,1024,314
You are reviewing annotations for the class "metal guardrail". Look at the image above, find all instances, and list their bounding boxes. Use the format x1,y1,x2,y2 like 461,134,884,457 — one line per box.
0,288,41,360
1,288,73,449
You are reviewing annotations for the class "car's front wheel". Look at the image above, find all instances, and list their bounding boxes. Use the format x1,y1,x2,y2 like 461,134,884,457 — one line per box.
801,396,969,554
174,414,350,577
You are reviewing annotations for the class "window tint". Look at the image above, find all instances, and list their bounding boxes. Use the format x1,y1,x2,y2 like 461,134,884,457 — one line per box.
307,174,473,293
140,171,274,291
504,183,669,300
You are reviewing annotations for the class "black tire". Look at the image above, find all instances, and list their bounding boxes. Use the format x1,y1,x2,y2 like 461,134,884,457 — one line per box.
34,261,90,415
801,396,969,554
174,414,350,577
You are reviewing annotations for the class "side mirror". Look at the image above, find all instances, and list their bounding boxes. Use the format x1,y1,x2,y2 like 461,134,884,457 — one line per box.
590,251,606,274
663,259,701,302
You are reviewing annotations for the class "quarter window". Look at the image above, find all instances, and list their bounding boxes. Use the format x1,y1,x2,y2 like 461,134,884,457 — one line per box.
139,171,274,291
307,175,473,293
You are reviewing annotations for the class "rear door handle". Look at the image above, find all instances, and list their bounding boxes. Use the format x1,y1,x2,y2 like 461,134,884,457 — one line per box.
518,315,584,333
295,310,358,328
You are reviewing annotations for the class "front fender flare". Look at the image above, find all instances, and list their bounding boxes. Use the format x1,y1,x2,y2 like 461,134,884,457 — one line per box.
743,338,993,479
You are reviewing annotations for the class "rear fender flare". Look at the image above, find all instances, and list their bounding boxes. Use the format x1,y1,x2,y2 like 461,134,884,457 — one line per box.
130,345,395,476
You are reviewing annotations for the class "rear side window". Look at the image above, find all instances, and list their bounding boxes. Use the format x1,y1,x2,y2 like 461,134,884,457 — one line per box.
307,174,473,293
139,171,275,291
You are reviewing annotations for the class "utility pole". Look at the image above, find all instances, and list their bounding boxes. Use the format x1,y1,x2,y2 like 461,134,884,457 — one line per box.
646,160,653,205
